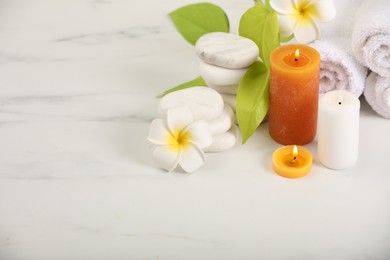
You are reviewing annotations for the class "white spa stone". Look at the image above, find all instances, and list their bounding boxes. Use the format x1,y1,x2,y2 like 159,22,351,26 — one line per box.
204,124,240,153
221,93,237,112
158,87,224,121
195,32,259,69
207,83,239,95
199,61,248,86
208,104,235,135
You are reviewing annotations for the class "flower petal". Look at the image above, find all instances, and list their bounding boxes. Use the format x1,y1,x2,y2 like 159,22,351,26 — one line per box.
147,119,172,145
293,0,314,10
179,143,206,173
307,0,336,22
167,107,194,134
277,14,299,37
270,0,297,15
294,13,320,44
184,120,212,148
152,145,180,172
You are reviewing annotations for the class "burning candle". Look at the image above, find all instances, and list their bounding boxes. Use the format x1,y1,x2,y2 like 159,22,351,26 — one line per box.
272,145,313,178
318,90,360,169
269,44,320,145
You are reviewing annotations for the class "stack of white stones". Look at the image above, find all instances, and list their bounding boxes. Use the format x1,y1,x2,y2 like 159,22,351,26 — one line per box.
195,32,259,119
155,33,259,152
158,87,239,152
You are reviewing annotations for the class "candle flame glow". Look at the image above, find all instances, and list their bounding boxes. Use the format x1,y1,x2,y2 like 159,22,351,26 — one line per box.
294,49,300,61
293,145,298,157
338,96,343,105
290,145,298,164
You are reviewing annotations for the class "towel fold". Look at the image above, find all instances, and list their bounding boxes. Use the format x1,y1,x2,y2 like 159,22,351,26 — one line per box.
310,40,367,97
352,0,390,77
364,72,390,119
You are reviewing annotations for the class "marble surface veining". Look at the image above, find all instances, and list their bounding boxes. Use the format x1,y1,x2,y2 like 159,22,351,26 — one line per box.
0,0,390,259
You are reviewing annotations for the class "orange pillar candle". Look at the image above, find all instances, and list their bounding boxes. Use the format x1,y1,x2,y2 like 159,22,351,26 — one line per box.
269,44,320,145
272,145,312,178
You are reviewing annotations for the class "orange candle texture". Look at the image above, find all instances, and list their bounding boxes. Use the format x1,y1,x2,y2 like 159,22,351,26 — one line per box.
269,44,320,145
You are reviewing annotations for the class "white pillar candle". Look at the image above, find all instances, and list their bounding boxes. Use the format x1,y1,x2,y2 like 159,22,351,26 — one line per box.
318,90,360,169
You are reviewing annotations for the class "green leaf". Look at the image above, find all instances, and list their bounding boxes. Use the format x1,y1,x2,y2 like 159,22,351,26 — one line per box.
157,76,206,98
236,61,270,143
169,3,229,45
265,0,272,9
280,33,294,43
239,5,279,67
254,0,264,6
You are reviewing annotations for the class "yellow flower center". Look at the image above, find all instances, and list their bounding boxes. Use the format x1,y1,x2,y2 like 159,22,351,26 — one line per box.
167,129,191,151
296,1,317,24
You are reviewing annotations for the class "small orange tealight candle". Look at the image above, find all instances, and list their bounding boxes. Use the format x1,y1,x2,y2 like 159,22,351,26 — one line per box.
272,145,313,178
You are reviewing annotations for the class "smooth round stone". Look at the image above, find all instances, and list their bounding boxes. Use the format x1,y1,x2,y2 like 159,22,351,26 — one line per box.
207,83,238,95
208,104,235,135
204,125,240,153
158,87,224,121
200,61,248,86
195,32,259,69
221,93,236,112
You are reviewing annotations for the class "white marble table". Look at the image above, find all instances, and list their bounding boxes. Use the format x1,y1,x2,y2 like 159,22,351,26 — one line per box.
1,0,390,259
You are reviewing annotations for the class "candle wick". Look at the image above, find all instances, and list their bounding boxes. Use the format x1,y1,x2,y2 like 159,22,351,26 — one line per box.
338,102,342,105
294,58,298,62
290,156,297,164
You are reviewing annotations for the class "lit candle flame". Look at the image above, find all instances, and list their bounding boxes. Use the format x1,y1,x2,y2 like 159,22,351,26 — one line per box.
294,49,300,61
291,145,298,164
338,96,343,105
293,145,298,157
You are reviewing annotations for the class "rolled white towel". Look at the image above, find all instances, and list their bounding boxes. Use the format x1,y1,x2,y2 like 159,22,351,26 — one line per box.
364,72,390,119
310,40,367,97
352,0,390,77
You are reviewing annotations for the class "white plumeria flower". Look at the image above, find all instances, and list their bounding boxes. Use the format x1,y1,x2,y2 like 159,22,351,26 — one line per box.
147,107,212,173
270,0,336,44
